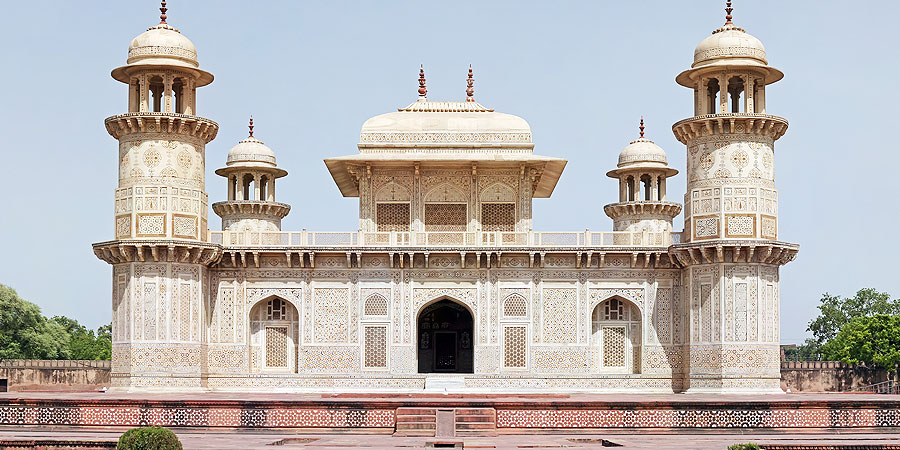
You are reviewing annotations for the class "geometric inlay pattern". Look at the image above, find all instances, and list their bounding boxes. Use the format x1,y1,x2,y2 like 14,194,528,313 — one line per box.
602,326,627,368
482,203,515,232
363,326,387,369
376,203,410,232
503,326,527,369
424,203,467,232
265,326,288,368
503,294,527,317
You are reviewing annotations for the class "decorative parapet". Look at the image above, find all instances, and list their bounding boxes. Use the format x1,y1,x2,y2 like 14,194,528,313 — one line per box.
0,360,111,369
359,132,532,146
208,230,682,249
104,112,218,143
672,113,787,144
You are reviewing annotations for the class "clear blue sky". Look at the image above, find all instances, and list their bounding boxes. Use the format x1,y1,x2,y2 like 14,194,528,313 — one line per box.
0,1,896,344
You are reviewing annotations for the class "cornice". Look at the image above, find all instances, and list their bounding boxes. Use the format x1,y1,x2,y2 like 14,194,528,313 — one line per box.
92,239,223,265
668,240,798,267
211,201,291,220
603,202,683,221
104,113,218,143
672,113,787,145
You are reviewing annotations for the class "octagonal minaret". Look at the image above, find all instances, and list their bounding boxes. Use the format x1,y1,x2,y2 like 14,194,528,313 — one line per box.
212,118,291,234
93,2,221,391
669,2,798,394
604,119,681,245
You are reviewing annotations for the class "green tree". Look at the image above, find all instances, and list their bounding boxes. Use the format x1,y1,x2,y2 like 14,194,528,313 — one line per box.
0,284,70,359
52,316,112,360
797,288,900,360
822,314,900,380
808,289,899,346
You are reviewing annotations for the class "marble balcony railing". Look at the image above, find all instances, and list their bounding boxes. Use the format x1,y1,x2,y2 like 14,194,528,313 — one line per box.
207,230,682,248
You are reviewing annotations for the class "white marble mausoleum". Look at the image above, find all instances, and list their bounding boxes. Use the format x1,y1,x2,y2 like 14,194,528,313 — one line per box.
93,2,798,393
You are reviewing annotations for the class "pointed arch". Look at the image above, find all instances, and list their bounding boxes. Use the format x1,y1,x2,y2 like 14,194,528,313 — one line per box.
375,180,411,202
424,182,468,203
591,296,642,374
363,293,389,317
480,182,516,202
248,295,299,374
502,293,528,317
416,297,475,374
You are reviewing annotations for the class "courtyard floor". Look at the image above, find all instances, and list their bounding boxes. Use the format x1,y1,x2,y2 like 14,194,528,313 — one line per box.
2,428,900,449
2,392,900,449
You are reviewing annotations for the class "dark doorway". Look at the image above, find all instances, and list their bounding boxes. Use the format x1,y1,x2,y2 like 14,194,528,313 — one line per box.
417,299,474,373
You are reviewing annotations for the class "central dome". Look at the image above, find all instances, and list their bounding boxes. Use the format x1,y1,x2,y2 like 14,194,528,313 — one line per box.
359,100,532,147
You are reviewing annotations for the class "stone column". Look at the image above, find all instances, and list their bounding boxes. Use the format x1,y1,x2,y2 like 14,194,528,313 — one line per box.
757,83,766,114
164,73,173,113
254,174,262,201
139,74,149,112
745,75,754,113
634,175,642,202
660,177,667,201
269,177,275,202
698,79,708,115
619,177,627,202
651,174,660,201
719,74,728,113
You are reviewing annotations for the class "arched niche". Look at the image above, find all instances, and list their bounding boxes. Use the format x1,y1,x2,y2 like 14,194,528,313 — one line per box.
591,296,642,374
416,298,474,374
248,296,299,373
479,182,516,203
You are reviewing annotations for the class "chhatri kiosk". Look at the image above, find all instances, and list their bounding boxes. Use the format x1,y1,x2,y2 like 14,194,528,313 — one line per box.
94,1,797,394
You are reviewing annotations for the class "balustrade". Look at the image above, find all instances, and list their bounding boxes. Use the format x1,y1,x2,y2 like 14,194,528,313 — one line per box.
207,230,681,248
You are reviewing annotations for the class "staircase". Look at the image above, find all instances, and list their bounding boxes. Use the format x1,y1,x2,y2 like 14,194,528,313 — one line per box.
455,408,497,436
394,407,498,437
394,407,437,437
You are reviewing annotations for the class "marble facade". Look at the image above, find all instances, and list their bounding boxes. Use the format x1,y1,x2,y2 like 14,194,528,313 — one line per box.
93,3,798,393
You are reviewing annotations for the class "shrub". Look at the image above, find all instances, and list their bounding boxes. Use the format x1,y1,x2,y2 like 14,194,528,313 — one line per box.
117,426,183,450
728,444,761,450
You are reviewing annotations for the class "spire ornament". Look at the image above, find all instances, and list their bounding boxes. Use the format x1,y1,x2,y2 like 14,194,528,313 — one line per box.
160,0,168,24
466,65,475,102
418,65,427,99
639,117,645,138
725,0,733,25
248,116,254,137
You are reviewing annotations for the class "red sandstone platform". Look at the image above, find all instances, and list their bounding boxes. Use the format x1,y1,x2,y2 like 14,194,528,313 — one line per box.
2,392,900,437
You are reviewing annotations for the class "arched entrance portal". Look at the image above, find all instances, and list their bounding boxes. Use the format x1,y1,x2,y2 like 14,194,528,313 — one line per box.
417,299,474,373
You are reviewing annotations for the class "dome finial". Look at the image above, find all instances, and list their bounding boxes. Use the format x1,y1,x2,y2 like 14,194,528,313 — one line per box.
418,65,427,99
639,117,645,138
248,116,254,137
159,0,168,24
724,0,733,25
466,65,475,102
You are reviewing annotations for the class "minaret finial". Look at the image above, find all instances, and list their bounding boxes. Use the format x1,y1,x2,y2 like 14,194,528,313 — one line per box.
248,116,254,137
418,65,427,99
725,0,733,25
159,0,168,24
466,65,475,102
639,117,645,138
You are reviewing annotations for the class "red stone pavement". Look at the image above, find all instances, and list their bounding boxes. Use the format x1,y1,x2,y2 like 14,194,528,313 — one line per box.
1,429,900,449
